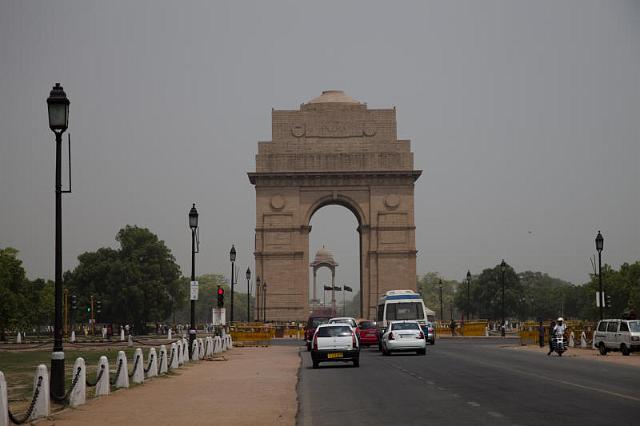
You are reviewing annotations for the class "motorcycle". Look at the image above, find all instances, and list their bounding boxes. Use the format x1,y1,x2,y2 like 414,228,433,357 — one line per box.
552,335,567,356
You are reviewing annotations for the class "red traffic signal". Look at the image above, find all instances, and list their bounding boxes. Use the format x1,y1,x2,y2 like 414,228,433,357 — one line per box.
217,287,224,295
217,286,225,308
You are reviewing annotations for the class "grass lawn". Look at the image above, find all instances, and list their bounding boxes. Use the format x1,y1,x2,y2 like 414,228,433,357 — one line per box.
0,346,141,411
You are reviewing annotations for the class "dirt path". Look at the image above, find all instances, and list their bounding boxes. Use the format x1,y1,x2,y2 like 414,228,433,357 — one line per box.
508,344,640,367
38,346,300,426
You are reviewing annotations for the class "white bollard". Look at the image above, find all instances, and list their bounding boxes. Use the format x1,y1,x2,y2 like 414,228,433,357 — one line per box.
191,340,199,361
581,331,588,349
1,371,9,426
120,329,125,341
16,332,21,344
146,348,158,378
177,340,184,365
159,345,168,374
198,338,205,359
95,356,110,396
128,334,133,347
592,331,597,349
114,351,129,389
70,330,76,343
168,328,172,340
214,336,222,354
170,343,179,369
69,357,86,407
132,348,144,384
205,337,213,357
183,338,190,363
228,335,233,349
569,332,575,348
30,365,50,421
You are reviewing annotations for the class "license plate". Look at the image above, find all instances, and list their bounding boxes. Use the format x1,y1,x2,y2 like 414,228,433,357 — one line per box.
327,352,343,359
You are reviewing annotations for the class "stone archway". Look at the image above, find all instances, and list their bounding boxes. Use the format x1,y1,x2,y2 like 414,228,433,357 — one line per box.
248,90,421,321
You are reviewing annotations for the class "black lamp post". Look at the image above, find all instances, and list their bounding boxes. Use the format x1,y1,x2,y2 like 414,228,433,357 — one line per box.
47,83,70,398
188,203,199,358
230,245,236,323
500,259,507,337
255,277,261,322
263,281,267,322
246,267,251,322
466,270,472,321
439,280,443,322
596,231,604,320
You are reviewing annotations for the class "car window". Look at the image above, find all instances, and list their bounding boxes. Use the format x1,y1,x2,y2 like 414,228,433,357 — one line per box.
607,321,619,332
620,322,629,332
628,321,640,332
391,322,420,331
597,321,608,332
386,303,424,320
359,321,376,329
317,326,352,337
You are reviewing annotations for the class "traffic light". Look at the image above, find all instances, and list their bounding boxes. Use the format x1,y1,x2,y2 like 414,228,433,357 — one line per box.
96,300,102,314
217,286,225,308
86,304,91,313
71,294,77,311
606,295,612,308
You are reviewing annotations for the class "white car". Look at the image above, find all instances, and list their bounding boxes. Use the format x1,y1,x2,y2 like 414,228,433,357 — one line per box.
311,323,360,368
381,320,426,356
329,317,360,340
593,319,640,356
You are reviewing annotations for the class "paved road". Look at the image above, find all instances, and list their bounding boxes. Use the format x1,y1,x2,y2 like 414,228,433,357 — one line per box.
296,339,640,425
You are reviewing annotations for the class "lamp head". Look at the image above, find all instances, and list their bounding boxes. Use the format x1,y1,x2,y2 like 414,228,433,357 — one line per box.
230,245,236,262
188,203,198,229
47,83,70,133
595,231,604,252
246,267,251,280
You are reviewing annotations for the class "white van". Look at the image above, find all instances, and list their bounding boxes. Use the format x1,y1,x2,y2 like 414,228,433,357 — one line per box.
376,290,434,328
593,319,640,356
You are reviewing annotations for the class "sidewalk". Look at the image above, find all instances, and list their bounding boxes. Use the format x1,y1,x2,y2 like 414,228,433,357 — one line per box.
38,345,300,426
508,344,640,368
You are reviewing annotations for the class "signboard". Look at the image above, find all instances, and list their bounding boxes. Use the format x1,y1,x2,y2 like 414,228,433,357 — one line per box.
596,291,605,307
190,281,199,301
212,308,226,326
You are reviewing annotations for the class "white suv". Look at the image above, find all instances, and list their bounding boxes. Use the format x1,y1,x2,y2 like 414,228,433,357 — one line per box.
593,319,640,356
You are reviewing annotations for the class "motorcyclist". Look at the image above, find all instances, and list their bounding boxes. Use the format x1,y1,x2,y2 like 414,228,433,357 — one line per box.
553,317,566,338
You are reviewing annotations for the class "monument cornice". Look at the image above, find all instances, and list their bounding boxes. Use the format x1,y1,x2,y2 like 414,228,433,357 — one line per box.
248,170,422,187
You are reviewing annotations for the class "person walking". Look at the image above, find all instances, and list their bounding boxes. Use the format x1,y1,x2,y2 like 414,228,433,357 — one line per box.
538,321,545,348
450,319,457,337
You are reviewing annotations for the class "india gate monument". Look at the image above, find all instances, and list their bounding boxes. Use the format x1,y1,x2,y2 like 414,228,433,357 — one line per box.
248,91,421,321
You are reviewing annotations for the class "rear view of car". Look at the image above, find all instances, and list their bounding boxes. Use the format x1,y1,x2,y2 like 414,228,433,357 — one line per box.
420,322,436,345
311,323,360,368
358,320,379,347
381,320,426,355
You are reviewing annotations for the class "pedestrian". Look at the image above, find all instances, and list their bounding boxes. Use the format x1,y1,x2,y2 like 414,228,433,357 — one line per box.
547,320,556,355
538,321,545,348
450,319,457,336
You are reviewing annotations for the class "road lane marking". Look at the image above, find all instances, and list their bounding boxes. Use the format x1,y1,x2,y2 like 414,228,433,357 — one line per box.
467,401,480,407
488,411,504,418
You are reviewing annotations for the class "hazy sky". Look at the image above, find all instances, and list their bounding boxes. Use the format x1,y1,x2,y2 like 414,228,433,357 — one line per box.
1,1,638,303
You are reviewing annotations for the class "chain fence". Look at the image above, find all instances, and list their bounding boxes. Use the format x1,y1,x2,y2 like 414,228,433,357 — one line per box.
7,376,42,425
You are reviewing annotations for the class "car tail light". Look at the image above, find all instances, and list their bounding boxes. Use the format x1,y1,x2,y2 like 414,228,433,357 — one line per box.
313,334,318,351
418,331,425,339
428,327,434,333
388,332,395,340
352,332,357,348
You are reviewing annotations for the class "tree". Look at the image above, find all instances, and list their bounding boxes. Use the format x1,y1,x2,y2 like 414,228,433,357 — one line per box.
0,247,26,340
65,226,183,332
417,272,460,321
457,263,522,321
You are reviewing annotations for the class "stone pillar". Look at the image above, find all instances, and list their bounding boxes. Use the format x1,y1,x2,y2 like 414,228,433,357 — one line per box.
69,357,86,407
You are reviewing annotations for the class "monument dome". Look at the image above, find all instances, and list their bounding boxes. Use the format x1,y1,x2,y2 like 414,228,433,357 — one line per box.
307,90,360,105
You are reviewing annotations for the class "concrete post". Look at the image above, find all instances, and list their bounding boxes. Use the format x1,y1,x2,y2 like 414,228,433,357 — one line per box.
132,348,144,384
114,351,129,389
94,356,110,396
146,348,158,378
127,334,133,347
69,357,86,407
191,340,199,361
198,338,205,359
168,328,172,340
182,338,189,362
581,331,587,348
569,332,575,348
177,340,184,365
159,345,168,374
70,330,76,343
30,365,49,421
170,343,179,369
120,328,125,341
16,333,21,344
0,371,8,426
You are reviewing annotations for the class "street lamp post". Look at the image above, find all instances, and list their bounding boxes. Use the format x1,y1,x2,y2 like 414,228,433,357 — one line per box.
230,245,236,323
246,267,251,322
500,259,507,337
263,281,267,322
255,277,261,322
596,231,604,320
439,280,443,323
466,270,471,321
188,204,199,358
47,83,70,398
